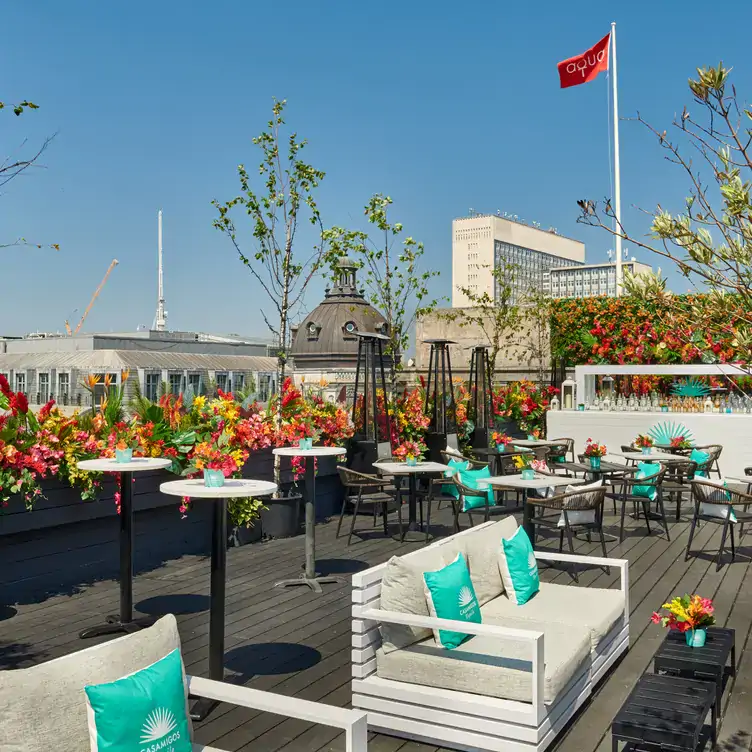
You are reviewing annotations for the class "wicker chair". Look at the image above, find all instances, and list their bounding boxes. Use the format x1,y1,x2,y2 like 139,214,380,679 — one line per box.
548,437,575,463
615,465,670,542
544,442,570,469
450,475,500,533
621,444,638,467
687,479,752,569
336,466,399,545
660,459,699,521
527,484,609,582
692,444,723,478
426,450,489,513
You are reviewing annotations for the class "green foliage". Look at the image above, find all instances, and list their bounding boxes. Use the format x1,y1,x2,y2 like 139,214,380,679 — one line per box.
228,497,267,528
0,100,39,116
324,194,440,389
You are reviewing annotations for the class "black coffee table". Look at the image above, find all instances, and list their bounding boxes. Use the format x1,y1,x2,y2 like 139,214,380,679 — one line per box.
612,673,716,752
654,627,736,714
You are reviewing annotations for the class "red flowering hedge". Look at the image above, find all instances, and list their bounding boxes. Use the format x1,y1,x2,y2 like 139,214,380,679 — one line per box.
550,295,743,366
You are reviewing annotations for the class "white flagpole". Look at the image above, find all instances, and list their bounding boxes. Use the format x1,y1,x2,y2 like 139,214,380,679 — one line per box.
611,20,623,296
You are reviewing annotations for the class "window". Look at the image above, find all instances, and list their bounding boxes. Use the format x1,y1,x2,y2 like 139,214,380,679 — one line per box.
168,372,183,396
216,372,229,392
259,374,273,401
39,373,50,403
58,373,70,403
15,372,26,393
187,373,201,394
145,372,160,402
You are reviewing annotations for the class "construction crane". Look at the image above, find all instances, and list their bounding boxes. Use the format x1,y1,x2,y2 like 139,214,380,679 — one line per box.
65,259,119,335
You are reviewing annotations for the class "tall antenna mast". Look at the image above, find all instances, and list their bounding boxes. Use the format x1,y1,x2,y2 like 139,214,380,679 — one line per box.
155,209,167,331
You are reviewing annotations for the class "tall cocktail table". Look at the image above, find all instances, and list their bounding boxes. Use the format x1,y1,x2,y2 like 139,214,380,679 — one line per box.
612,673,716,752
654,627,736,714
160,477,277,719
77,457,172,639
273,446,346,592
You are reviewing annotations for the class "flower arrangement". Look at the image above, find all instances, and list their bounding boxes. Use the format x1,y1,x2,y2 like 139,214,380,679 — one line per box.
583,439,607,458
670,435,693,450
491,381,558,437
491,431,511,448
393,440,424,463
651,594,716,633
634,434,654,449
512,453,534,471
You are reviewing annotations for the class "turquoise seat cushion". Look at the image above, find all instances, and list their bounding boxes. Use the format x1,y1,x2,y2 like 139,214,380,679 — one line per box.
423,553,482,649
442,458,470,499
633,461,660,501
498,527,540,606
690,448,711,477
458,465,495,511
84,648,192,752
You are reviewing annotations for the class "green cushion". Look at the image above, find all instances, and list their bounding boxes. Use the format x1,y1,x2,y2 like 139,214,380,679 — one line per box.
85,648,192,752
442,458,470,499
633,461,660,501
690,448,711,477
423,553,481,649
498,527,539,606
458,465,494,511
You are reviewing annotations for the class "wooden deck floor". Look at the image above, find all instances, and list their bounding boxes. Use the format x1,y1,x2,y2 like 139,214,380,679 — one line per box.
1,498,751,752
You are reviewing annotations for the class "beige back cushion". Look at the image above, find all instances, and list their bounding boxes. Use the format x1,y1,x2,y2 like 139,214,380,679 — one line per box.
0,614,186,752
463,516,517,604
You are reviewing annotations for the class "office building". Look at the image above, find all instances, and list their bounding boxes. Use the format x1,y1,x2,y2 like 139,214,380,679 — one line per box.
550,260,653,299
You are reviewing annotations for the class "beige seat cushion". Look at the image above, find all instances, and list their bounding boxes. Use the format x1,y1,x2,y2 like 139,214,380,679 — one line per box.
462,517,517,605
482,582,625,650
376,620,590,705
0,615,187,752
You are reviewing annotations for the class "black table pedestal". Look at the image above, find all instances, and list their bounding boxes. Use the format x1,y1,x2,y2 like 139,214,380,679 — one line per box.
190,496,227,722
395,474,429,542
275,458,343,593
80,472,158,639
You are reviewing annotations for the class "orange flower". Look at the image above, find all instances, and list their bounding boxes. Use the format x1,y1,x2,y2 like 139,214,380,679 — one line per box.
84,374,101,389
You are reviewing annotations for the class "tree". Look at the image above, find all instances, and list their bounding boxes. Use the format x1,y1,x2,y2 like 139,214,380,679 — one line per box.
213,99,325,425
439,257,523,383
1,99,58,250
578,63,752,362
324,194,439,392
521,284,553,385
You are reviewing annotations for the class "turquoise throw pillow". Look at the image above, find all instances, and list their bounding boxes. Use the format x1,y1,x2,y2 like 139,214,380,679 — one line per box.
632,461,660,501
442,458,470,499
498,527,539,605
423,553,481,649
85,648,191,752
458,466,495,511
690,448,711,478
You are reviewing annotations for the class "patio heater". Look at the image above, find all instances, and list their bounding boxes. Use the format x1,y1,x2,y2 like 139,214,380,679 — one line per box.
423,339,458,462
348,332,392,473
468,345,493,448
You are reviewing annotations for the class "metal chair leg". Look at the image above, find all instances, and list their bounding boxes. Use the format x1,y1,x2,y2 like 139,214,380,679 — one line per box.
425,495,432,544
336,493,349,538
559,528,565,552
347,492,362,546
619,499,628,543
730,520,736,561
642,500,652,536
657,492,671,541
564,521,578,582
717,518,731,571
685,507,699,561
382,502,389,536
396,489,405,542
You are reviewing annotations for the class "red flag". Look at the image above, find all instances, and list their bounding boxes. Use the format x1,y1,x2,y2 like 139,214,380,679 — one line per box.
558,33,610,89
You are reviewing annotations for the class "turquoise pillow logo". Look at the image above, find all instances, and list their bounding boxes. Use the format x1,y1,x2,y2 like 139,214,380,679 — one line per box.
85,648,191,752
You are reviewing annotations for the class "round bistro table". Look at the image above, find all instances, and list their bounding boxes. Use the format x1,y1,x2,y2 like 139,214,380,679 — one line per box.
272,446,346,593
77,457,172,639
160,477,277,720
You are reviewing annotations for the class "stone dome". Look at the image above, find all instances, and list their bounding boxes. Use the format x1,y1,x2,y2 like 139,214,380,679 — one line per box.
291,261,391,369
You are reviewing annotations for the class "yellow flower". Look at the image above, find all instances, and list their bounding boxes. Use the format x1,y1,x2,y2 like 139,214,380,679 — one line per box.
104,373,113,387
84,374,101,389
193,395,206,411
121,369,130,384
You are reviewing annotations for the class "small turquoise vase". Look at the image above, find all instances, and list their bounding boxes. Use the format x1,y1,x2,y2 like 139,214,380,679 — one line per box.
496,443,506,454
203,469,225,488
589,456,601,470
521,468,535,480
527,434,536,441
406,456,418,467
115,447,133,463
297,438,313,450
686,628,707,648
642,446,652,456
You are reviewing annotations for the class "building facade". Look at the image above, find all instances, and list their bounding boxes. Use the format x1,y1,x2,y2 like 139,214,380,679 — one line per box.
549,260,653,299
452,215,586,306
0,330,278,412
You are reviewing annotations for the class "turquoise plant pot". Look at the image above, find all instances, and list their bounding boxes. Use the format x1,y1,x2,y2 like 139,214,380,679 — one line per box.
589,456,601,470
521,468,535,480
406,456,418,467
527,435,536,441
496,443,507,453
297,438,313,450
115,448,133,464
686,628,706,648
203,469,225,488
642,446,652,455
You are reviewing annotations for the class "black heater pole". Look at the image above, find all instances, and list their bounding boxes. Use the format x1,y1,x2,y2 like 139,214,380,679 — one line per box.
469,345,491,448
422,339,457,462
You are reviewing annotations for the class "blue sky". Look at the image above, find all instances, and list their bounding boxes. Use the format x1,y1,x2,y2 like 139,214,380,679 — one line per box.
1,1,748,337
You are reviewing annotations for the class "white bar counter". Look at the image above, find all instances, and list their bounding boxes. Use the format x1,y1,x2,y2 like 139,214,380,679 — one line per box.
547,410,752,477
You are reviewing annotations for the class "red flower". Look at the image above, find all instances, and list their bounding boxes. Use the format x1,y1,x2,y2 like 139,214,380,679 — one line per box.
9,391,28,416
0,374,11,398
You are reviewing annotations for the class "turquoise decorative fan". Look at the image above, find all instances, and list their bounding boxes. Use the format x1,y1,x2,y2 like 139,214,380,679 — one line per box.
648,421,695,446
670,378,710,398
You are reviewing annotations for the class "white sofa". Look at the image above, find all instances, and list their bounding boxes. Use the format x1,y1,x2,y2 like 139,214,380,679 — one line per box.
351,516,629,752
0,614,367,752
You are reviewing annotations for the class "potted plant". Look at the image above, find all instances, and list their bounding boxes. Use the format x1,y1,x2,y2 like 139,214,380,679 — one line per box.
394,440,424,466
512,453,536,480
491,431,511,453
634,434,654,456
583,438,607,470
651,594,716,647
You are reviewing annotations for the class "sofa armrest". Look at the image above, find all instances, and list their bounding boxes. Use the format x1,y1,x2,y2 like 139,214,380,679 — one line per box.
187,676,368,752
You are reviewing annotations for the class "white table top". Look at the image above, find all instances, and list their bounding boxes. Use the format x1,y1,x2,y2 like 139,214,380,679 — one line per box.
483,473,585,490
160,478,278,498
510,439,564,447
272,446,346,458
619,451,685,462
77,457,172,473
375,461,448,475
